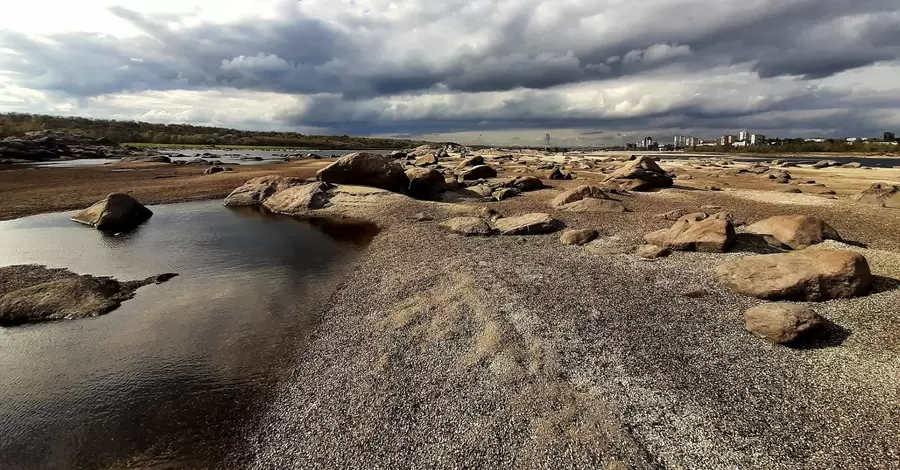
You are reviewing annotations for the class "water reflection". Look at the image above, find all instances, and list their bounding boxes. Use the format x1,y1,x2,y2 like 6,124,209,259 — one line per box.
0,201,375,469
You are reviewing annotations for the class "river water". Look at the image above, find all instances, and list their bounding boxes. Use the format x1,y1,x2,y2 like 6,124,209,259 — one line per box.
0,201,378,469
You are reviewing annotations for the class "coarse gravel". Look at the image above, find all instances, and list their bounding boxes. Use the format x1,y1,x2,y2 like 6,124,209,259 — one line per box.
237,156,900,469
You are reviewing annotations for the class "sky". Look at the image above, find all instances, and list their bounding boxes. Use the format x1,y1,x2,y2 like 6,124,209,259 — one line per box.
1,0,899,146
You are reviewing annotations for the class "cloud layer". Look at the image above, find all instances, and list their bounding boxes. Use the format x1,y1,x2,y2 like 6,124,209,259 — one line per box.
2,0,899,144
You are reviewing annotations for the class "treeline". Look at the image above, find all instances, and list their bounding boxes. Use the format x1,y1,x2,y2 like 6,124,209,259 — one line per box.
695,138,898,154
0,113,429,149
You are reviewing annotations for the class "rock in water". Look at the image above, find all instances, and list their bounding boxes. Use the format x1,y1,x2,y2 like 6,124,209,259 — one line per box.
316,152,409,193
854,183,900,209
224,175,306,206
0,265,177,326
745,215,841,250
744,304,825,344
560,229,599,246
459,165,498,180
405,167,445,199
716,250,872,301
493,213,562,235
263,182,332,214
441,217,495,236
602,156,673,191
71,193,153,231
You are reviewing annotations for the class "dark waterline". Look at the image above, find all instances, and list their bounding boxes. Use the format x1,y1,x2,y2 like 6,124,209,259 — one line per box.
0,201,378,469
658,153,900,168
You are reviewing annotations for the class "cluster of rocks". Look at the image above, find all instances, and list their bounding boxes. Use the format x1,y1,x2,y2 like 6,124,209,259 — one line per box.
0,130,152,163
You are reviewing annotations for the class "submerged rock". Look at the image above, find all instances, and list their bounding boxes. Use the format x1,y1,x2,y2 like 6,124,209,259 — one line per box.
0,265,177,326
716,250,872,301
71,193,153,232
743,303,825,345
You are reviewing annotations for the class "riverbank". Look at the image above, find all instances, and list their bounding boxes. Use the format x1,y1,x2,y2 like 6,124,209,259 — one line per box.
0,160,329,221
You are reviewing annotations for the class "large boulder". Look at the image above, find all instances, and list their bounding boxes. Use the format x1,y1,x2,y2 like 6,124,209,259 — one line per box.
602,156,673,191
459,165,498,180
644,214,735,253
405,167,445,199
414,154,438,166
457,155,485,168
743,303,825,345
745,215,841,250
509,176,544,191
560,229,599,246
262,182,332,214
551,185,611,207
441,217,495,236
715,250,872,301
493,213,562,235
224,175,306,206
71,193,153,231
316,152,409,193
853,183,900,209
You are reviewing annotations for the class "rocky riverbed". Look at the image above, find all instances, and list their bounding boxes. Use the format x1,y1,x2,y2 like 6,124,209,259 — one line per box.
2,144,899,468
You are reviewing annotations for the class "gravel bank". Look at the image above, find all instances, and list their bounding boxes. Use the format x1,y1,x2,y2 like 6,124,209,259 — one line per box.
240,161,900,469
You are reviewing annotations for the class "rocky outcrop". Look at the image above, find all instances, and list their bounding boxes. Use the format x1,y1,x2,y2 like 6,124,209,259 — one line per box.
316,152,410,193
0,130,141,162
743,303,825,345
493,213,562,235
71,193,153,231
0,265,177,326
459,165,498,180
263,182,332,214
441,217,495,236
602,156,673,191
853,183,900,209
745,215,842,250
644,214,735,253
560,229,599,246
223,175,306,206
405,167,445,199
716,250,872,301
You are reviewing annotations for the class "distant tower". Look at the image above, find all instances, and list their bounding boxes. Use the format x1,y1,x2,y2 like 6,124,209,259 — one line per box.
545,133,551,151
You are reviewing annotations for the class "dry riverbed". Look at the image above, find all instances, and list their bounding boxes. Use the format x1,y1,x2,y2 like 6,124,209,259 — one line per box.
3,150,900,468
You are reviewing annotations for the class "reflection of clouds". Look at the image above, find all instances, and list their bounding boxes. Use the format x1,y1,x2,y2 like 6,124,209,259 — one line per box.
0,202,358,468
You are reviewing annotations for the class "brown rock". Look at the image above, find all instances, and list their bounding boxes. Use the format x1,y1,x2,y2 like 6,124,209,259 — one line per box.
223,175,306,206
602,156,673,191
644,215,734,253
509,176,544,191
71,193,153,231
493,213,562,235
441,217,495,236
558,199,628,213
405,167,445,199
457,155,485,168
459,165,498,180
560,229,599,246
316,152,409,193
551,185,611,207
263,182,331,214
715,250,872,301
744,303,825,344
745,215,841,250
635,244,671,260
492,187,520,201
853,183,900,208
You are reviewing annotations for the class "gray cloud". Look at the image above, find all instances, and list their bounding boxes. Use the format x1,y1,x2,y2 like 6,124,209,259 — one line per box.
1,0,899,140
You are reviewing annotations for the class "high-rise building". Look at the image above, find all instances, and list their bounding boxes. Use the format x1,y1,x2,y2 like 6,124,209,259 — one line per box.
885,132,897,142
720,134,736,145
673,136,689,148
739,130,749,142
750,134,766,145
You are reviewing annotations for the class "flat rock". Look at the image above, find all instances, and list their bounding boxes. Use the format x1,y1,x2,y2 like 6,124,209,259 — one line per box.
745,215,842,250
263,182,332,214
551,185,611,207
71,193,153,232
441,217,495,236
224,175,306,206
744,303,825,344
316,152,409,193
716,250,872,301
493,213,562,235
558,199,628,213
560,229,599,246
